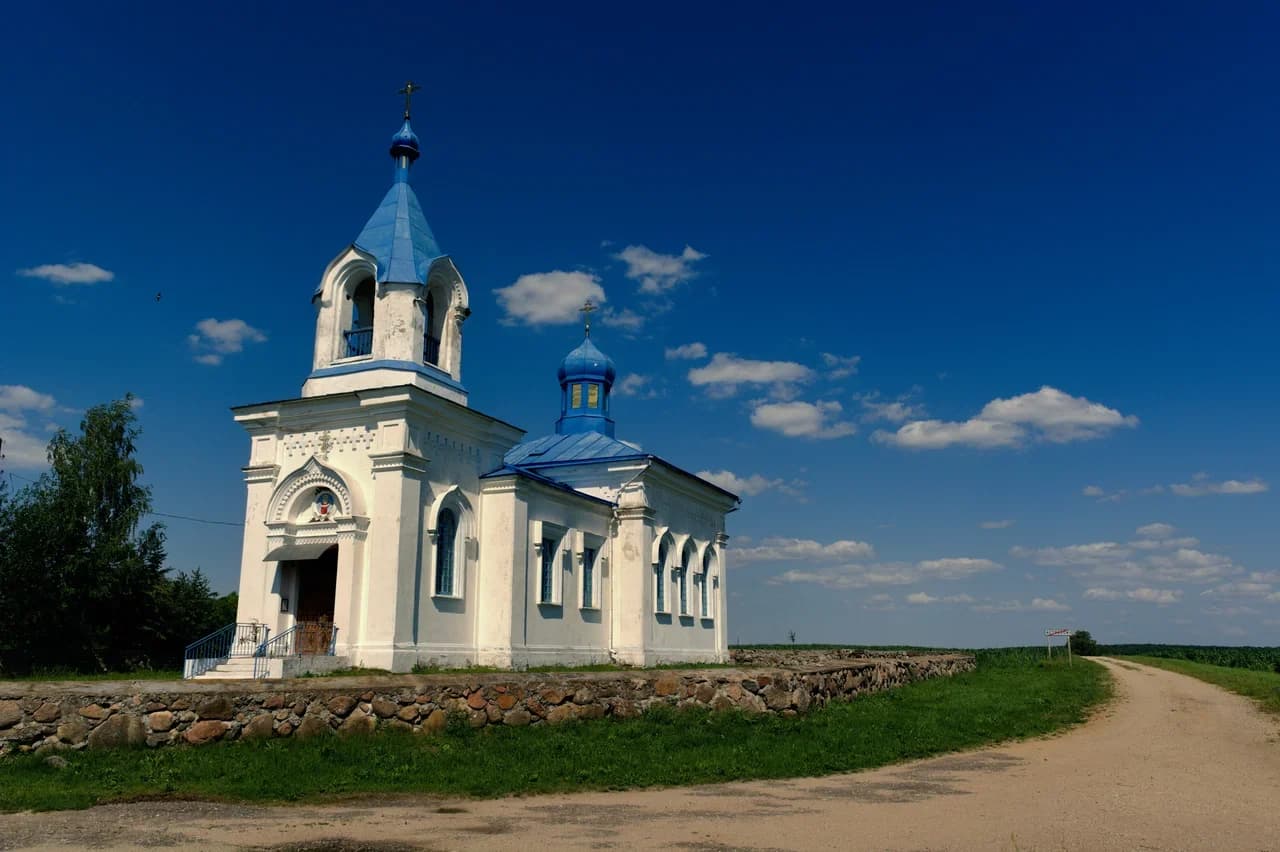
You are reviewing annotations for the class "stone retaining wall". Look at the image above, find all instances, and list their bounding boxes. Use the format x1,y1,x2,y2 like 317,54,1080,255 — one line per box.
0,653,973,755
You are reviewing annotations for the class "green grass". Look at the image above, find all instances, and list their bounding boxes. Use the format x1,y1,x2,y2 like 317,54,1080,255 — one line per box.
0,669,182,683
1120,655,1280,716
0,648,1109,812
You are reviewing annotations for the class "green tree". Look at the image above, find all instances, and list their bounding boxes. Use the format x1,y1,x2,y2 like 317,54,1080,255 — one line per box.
0,396,169,674
1071,630,1099,656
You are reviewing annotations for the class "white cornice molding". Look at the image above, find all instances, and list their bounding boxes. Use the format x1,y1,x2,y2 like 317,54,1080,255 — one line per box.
242,463,280,485
368,449,428,475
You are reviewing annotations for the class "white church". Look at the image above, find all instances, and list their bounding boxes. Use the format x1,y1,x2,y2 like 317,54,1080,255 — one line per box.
219,95,739,674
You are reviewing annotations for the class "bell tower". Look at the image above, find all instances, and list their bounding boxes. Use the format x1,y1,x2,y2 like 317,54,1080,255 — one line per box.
302,82,471,405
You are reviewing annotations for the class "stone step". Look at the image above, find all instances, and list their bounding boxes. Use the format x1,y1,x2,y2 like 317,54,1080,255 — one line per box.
193,657,261,680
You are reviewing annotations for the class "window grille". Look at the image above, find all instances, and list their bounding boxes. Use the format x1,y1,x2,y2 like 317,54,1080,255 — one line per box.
435,508,458,595
541,538,556,603
583,547,596,607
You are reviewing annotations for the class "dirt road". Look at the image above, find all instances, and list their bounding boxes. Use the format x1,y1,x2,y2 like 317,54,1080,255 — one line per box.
3,658,1279,851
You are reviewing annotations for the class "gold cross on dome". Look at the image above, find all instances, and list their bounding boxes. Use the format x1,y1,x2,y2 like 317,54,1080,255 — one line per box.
398,81,422,119
580,299,597,336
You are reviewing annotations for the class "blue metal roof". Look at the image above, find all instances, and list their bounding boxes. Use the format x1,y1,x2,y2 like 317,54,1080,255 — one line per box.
503,431,646,468
353,178,443,285
340,118,443,286
487,431,741,504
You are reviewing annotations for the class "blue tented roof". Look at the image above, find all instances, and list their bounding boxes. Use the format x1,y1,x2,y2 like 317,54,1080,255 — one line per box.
352,179,443,285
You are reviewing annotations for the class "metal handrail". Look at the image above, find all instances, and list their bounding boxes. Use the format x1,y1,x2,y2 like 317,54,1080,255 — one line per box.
345,326,373,357
183,622,270,679
252,622,340,679
423,333,441,365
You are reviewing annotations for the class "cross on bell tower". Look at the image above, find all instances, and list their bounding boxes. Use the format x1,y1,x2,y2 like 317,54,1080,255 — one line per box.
398,81,422,119
580,299,597,337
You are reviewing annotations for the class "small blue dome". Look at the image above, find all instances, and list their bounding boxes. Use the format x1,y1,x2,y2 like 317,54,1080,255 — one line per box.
558,336,617,387
389,119,421,162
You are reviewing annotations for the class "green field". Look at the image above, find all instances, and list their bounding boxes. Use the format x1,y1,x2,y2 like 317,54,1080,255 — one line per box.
1120,656,1280,716
0,648,1109,812
1100,644,1280,672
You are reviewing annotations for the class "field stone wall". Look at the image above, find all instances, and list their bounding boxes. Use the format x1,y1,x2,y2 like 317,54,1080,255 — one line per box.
0,652,973,756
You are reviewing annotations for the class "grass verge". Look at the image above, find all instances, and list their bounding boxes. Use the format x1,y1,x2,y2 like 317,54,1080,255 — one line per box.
0,670,182,683
1119,655,1280,716
0,649,1110,812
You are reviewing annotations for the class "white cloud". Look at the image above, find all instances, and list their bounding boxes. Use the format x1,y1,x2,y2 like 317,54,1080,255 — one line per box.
17,262,115,285
187,318,267,366
696,470,781,497
857,392,926,424
615,244,707,294
613,374,659,398
1082,484,1127,502
0,386,56,414
750,400,857,440
971,597,1071,613
1012,526,1239,588
736,537,876,564
0,385,63,470
873,386,1137,450
687,353,814,398
1201,580,1276,600
1084,587,1181,605
0,413,51,469
906,592,975,605
980,519,1015,529
820,353,861,379
494,270,606,327
1170,476,1269,497
874,417,1023,449
916,557,1004,579
665,342,708,361
599,307,645,332
769,554,1001,590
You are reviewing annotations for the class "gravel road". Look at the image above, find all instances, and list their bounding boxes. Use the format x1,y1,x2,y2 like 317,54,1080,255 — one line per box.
3,657,1278,851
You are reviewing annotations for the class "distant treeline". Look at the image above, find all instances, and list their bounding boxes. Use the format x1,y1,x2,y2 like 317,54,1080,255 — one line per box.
1101,644,1280,672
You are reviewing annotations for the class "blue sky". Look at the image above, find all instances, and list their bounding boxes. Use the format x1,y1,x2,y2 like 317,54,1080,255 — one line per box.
3,2,1277,647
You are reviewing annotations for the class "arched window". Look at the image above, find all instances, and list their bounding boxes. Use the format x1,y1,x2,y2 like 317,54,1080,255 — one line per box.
423,292,440,365
434,507,458,596
679,541,696,616
346,279,375,357
701,547,715,618
656,538,669,613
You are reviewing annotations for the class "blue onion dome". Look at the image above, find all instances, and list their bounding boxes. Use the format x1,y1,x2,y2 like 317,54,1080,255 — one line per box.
558,336,617,387
389,119,421,162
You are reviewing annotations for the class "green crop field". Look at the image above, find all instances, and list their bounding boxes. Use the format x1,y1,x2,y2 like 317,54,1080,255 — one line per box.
0,647,1109,812
1100,644,1280,672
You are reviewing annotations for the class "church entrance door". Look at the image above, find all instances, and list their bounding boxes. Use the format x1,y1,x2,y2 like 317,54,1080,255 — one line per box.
294,545,338,654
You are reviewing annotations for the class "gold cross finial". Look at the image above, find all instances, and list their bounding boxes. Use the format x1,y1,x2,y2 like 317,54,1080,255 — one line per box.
580,299,597,336
398,81,423,119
